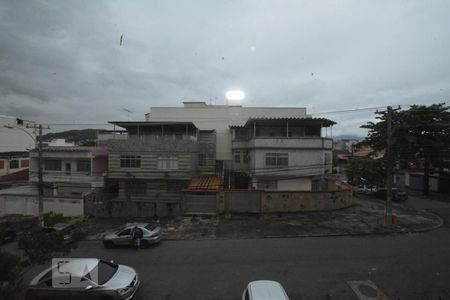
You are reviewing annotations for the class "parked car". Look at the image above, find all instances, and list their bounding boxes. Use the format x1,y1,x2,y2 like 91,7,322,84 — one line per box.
0,222,17,245
25,258,140,300
353,184,377,195
373,188,408,202
18,222,82,249
242,280,290,300
102,223,162,249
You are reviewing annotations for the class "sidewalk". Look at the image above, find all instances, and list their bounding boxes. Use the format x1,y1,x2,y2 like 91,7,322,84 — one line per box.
84,195,443,240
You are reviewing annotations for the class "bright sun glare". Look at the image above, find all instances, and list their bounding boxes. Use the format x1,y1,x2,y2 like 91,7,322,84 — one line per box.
226,90,245,101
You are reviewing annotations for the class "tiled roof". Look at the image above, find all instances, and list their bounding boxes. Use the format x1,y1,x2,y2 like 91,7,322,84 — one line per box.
185,175,220,192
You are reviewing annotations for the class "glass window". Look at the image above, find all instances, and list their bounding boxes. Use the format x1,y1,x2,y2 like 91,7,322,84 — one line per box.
118,228,131,236
44,159,62,171
234,151,241,163
9,160,19,169
265,153,288,166
120,155,141,168
77,160,91,172
157,157,178,170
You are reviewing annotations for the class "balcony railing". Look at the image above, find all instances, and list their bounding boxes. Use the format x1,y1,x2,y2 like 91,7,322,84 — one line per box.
232,137,333,150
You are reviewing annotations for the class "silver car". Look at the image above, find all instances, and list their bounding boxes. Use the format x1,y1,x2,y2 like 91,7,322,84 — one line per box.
103,223,162,248
25,258,140,300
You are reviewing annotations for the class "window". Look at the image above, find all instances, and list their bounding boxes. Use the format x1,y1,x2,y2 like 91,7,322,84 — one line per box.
118,228,131,236
126,181,146,195
120,155,141,168
44,159,61,171
243,151,249,163
157,157,178,170
257,180,278,189
9,160,19,169
198,153,206,166
234,150,241,163
265,153,288,166
77,160,91,172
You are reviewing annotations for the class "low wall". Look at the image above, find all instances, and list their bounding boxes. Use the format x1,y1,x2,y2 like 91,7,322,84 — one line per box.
0,194,83,217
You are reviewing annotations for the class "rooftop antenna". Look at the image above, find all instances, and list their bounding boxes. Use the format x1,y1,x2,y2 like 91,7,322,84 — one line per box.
122,108,133,120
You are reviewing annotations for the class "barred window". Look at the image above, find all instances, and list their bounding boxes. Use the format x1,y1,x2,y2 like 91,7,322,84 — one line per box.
9,160,19,169
243,151,249,163
44,159,62,171
77,160,91,172
198,154,206,166
234,150,241,163
120,155,141,168
265,153,288,166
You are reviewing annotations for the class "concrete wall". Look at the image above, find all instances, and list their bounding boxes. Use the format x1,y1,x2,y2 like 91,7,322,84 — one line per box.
277,178,311,191
0,194,83,217
184,180,352,215
184,194,217,214
224,191,261,213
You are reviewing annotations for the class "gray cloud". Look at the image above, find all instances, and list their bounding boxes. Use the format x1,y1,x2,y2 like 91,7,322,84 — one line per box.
0,0,449,136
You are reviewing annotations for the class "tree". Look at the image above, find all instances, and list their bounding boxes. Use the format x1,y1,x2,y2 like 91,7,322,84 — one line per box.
346,157,385,187
361,103,450,195
0,250,22,299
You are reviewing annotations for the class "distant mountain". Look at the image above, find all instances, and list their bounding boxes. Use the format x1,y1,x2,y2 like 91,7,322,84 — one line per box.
333,135,364,141
42,129,107,145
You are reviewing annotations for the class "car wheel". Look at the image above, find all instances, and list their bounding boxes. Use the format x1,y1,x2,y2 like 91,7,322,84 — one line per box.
103,240,115,248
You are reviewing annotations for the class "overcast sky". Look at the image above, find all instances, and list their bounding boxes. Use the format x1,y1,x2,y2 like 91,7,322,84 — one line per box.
1,0,449,136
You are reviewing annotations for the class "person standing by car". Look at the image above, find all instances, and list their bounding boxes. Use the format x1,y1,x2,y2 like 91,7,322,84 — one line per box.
131,226,143,250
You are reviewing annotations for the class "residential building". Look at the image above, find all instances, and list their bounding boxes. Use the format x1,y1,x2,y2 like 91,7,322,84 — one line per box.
0,115,35,178
29,146,108,197
100,121,215,215
44,139,75,147
146,102,335,191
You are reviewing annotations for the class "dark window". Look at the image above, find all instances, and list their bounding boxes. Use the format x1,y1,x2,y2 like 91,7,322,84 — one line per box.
120,155,141,168
44,159,62,171
257,180,278,189
77,160,91,172
118,228,131,236
9,160,19,169
244,290,250,300
234,151,241,163
198,153,206,166
243,151,249,163
265,153,288,166
126,181,146,195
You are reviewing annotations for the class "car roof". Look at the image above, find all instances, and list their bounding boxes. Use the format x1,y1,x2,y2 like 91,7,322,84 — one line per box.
248,280,288,300
125,222,148,228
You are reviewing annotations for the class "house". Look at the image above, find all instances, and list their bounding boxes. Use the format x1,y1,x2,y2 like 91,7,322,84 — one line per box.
99,121,216,216
0,115,35,178
29,146,108,197
145,102,335,191
230,117,334,190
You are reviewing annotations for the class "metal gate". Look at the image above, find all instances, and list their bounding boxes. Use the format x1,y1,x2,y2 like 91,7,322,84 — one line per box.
183,193,218,214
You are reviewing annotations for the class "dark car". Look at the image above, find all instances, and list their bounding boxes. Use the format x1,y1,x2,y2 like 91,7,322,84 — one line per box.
0,222,17,245
373,188,408,202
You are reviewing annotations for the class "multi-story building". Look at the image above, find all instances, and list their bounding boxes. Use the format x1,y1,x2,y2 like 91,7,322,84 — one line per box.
29,146,108,197
101,121,216,215
0,115,35,178
145,102,335,191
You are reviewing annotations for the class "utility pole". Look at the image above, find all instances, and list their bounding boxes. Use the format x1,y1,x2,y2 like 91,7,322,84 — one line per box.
386,106,393,227
37,124,44,226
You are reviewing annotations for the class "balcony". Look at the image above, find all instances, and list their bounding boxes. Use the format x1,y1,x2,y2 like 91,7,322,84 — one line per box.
232,137,333,150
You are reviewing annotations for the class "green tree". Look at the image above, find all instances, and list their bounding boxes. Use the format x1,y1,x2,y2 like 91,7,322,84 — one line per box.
361,103,450,195
346,157,385,187
0,250,22,299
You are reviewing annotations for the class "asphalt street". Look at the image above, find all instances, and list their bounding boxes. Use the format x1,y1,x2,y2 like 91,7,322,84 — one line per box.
20,195,450,300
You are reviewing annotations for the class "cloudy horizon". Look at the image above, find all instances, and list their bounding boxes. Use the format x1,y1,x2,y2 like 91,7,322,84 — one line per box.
1,0,449,136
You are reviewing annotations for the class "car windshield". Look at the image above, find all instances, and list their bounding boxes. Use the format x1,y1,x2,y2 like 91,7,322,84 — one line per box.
87,260,118,285
144,224,156,231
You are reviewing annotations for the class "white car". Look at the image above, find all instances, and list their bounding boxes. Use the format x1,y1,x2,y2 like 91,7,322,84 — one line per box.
242,280,290,300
